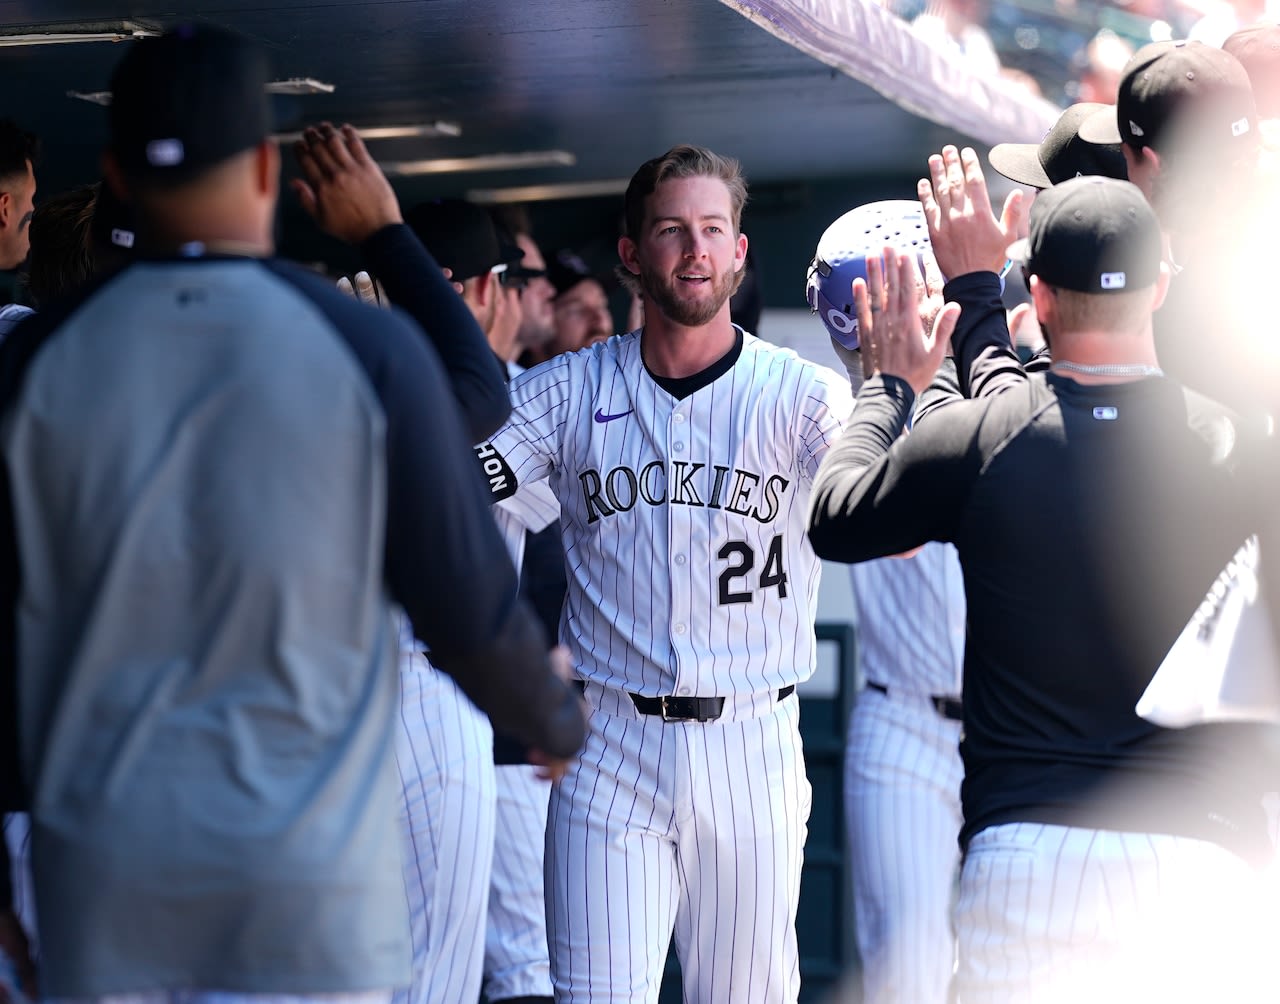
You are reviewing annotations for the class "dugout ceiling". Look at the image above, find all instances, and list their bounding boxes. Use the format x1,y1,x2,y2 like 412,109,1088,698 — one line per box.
0,0,977,212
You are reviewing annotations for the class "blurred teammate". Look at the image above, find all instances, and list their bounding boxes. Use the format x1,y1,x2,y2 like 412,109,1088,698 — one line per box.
810,172,1280,1002
0,25,584,1004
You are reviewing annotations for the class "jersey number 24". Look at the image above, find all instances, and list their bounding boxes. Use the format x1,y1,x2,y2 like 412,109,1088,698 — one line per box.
718,534,788,605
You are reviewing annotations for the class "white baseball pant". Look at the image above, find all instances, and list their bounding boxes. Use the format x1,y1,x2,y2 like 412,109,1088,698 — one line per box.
845,687,962,1003
545,683,809,1004
954,821,1277,1003
394,653,495,1004
484,764,553,1001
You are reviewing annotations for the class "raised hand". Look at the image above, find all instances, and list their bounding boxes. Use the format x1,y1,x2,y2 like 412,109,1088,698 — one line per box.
918,145,1025,282
292,122,403,245
854,247,960,395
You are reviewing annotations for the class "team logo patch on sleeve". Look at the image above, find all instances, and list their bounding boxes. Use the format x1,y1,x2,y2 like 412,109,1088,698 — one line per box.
474,441,518,500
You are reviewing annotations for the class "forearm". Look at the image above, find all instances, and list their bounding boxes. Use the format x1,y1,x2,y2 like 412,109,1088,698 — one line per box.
916,357,963,424
945,272,1027,398
808,375,916,561
361,224,510,441
431,599,585,759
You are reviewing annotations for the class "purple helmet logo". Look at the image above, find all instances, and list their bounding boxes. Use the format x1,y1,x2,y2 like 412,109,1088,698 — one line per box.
806,200,933,350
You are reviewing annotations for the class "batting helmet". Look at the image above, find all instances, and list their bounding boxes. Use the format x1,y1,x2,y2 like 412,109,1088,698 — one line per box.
805,200,932,350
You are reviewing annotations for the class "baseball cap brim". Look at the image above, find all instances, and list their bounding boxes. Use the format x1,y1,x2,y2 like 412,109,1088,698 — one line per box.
988,142,1052,189
1077,104,1123,144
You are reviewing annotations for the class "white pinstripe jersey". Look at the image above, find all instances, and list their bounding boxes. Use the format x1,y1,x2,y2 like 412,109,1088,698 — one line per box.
478,330,853,697
850,542,965,698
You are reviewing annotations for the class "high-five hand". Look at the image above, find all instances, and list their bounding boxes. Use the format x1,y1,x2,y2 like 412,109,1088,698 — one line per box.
292,122,403,245
853,247,960,395
917,145,1025,282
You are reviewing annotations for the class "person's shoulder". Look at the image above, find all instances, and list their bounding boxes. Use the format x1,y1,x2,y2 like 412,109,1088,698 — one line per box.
741,332,846,387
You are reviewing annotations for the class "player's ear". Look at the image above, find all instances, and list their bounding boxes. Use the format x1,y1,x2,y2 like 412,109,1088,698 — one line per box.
617,236,641,280
734,232,748,273
474,268,497,309
0,187,12,230
254,140,280,200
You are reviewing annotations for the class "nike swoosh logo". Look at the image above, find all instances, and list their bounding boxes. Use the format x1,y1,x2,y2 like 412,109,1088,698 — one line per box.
594,407,633,424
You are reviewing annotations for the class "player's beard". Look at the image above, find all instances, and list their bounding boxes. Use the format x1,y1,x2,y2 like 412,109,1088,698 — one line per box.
638,258,738,328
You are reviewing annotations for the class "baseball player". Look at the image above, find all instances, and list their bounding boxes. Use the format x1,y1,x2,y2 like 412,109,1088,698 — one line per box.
474,144,854,1003
805,202,966,1004
809,172,1280,1001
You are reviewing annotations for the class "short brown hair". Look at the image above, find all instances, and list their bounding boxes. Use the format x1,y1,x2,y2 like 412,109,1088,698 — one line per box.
622,145,748,241
1049,285,1155,334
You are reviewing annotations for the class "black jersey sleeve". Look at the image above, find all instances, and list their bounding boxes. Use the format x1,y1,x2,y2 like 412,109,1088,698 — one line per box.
808,373,985,562
360,223,510,442
271,262,585,759
945,272,1029,400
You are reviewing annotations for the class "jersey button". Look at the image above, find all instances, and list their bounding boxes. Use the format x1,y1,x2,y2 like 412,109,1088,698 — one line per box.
678,686,692,696
673,413,685,424
674,623,687,635
673,442,685,453
675,554,687,566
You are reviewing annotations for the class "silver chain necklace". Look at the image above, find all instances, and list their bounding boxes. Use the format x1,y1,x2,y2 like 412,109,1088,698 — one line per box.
1052,360,1164,378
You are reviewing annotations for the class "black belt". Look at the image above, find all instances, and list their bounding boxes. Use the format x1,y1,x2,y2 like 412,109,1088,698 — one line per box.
865,680,963,722
629,685,795,723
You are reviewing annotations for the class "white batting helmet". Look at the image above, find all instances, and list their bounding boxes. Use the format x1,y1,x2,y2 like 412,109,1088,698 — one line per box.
805,200,932,350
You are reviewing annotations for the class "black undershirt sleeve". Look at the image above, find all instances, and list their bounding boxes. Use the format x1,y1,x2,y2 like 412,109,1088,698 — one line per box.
360,224,510,442
808,374,983,562
945,271,1029,399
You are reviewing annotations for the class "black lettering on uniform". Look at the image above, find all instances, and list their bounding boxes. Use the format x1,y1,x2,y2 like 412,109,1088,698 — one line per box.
707,465,731,509
580,469,615,524
752,474,791,524
474,442,517,501
604,466,639,512
670,461,706,506
725,469,760,516
639,460,667,505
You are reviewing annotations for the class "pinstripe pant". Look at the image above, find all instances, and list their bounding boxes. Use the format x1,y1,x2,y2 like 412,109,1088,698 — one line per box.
484,764,554,1001
394,654,496,1004
845,688,962,1004
954,821,1278,1003
546,683,809,1004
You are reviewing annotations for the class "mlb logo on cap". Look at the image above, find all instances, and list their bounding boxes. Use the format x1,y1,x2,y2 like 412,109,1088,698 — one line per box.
146,139,185,167
1100,271,1127,289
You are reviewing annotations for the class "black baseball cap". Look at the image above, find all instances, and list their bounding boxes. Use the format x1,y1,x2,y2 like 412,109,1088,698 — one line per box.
405,199,524,281
108,24,272,181
546,248,611,298
988,102,1128,189
1078,40,1256,153
1008,176,1162,294
1223,23,1280,119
